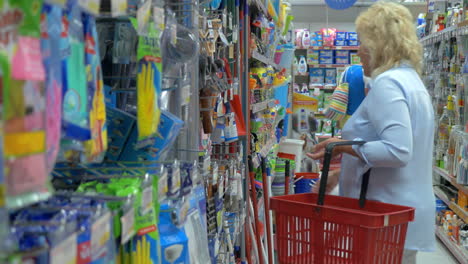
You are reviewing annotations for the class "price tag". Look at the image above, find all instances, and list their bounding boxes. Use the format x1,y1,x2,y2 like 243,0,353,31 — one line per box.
91,212,111,257
111,0,127,17
141,186,153,214
229,44,234,59
158,171,168,202
207,20,213,29
153,7,165,30
192,169,199,184
121,208,135,244
208,29,215,39
232,26,238,43
137,0,151,36
203,156,211,171
171,22,178,45
79,0,101,15
219,29,230,46
50,233,77,264
171,167,181,195
182,84,191,106
218,177,225,199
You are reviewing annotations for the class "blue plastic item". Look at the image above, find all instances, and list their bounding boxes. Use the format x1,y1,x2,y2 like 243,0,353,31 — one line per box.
343,65,365,115
294,173,319,194
325,0,358,10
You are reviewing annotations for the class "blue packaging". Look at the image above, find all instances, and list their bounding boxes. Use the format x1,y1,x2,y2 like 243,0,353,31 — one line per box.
319,56,333,65
334,39,347,46
104,85,117,108
346,32,358,41
348,39,359,46
319,50,334,57
119,110,184,162
159,204,190,264
41,3,64,173
309,68,325,85
61,0,92,141
104,106,136,161
336,32,346,40
334,50,350,64
325,68,337,85
310,31,323,47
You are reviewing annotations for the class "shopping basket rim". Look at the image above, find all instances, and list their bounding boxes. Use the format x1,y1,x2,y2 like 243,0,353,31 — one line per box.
270,192,415,226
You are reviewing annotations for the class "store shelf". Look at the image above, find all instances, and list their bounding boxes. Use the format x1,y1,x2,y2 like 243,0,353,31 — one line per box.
297,46,360,51
420,23,468,46
435,227,468,264
309,85,336,91
433,166,468,195
308,64,350,68
434,186,468,223
252,50,283,71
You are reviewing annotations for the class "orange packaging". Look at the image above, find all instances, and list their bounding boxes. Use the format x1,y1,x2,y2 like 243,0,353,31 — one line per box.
458,191,467,210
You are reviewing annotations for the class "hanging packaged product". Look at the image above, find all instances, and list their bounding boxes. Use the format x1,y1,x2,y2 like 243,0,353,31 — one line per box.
61,0,91,141
1,0,50,207
82,13,108,163
40,3,63,173
130,17,162,148
292,92,319,134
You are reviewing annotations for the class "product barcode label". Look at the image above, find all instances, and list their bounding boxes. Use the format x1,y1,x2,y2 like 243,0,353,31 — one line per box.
121,208,135,244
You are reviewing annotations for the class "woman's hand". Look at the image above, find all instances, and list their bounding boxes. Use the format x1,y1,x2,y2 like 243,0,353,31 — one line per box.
312,169,340,194
306,137,345,160
306,137,360,161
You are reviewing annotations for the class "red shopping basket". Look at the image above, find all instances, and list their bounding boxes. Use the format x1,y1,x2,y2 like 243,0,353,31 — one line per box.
271,141,415,264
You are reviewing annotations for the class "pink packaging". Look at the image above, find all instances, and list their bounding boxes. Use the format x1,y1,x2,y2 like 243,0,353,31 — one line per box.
321,28,337,47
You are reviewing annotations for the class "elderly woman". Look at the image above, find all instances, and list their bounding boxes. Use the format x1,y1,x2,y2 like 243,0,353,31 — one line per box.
308,2,435,263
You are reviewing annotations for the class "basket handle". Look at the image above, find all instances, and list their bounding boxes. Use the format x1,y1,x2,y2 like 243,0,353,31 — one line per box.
317,140,371,208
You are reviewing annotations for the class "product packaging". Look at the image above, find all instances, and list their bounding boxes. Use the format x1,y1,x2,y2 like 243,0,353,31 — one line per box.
309,68,325,85
82,13,108,163
159,204,190,264
130,18,163,147
321,28,336,47
335,50,350,65
292,93,319,133
319,50,334,64
2,0,50,208
41,3,63,173
307,49,319,65
61,0,91,141
325,68,337,85
310,31,323,47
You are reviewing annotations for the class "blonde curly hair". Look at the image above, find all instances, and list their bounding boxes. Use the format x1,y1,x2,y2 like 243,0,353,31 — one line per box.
356,2,422,77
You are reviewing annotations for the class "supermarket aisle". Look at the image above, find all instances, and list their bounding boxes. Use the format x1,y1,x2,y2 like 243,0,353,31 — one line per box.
417,239,458,264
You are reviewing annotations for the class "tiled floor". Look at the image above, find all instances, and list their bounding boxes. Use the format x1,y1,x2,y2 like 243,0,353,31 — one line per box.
417,239,458,264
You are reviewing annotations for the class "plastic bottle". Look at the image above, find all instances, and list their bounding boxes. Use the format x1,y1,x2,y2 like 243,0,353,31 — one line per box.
301,84,309,93
299,109,309,131
302,30,311,49
297,56,308,75
439,96,456,151
293,57,298,75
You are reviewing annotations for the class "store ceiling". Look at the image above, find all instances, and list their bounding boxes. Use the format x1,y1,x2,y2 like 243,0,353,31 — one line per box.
289,0,427,23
